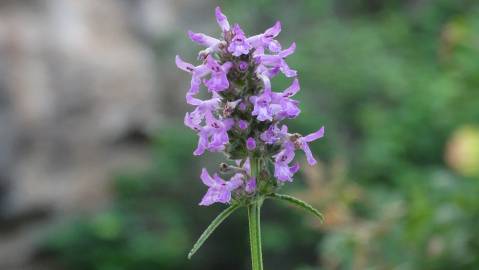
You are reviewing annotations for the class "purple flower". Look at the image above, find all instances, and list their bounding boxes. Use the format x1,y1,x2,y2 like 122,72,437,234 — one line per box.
294,127,325,165
247,21,281,50
186,93,221,111
187,31,225,60
251,91,273,121
268,40,282,53
250,79,300,122
245,178,256,193
238,119,248,130
177,6,326,207
260,124,288,144
254,43,297,78
228,24,252,56
188,31,221,49
215,7,230,32
257,72,272,93
274,142,300,182
271,79,301,120
246,137,256,150
184,93,221,131
184,111,202,132
238,61,249,72
176,54,233,97
204,55,232,92
238,102,247,111
199,168,242,206
280,78,300,98
193,111,234,156
175,55,210,98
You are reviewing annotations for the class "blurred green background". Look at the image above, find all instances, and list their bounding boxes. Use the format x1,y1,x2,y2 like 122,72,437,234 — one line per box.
28,0,479,269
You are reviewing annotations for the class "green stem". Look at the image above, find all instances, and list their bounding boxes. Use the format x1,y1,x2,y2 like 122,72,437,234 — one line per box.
248,157,264,270
248,199,263,270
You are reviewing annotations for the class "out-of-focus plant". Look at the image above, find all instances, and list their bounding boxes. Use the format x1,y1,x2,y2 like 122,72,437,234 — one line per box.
446,125,479,177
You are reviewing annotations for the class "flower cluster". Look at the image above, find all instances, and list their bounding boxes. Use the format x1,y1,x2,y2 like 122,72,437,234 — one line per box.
176,7,324,206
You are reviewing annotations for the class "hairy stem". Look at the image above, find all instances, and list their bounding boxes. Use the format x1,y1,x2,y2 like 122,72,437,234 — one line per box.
248,199,263,270
248,157,264,270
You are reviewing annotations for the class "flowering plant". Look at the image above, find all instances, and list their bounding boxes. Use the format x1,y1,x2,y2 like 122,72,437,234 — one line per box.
176,7,325,269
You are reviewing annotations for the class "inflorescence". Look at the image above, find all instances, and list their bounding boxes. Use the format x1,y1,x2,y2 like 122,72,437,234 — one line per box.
176,7,324,206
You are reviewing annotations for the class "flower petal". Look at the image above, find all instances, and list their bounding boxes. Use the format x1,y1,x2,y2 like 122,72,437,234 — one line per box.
304,126,325,142
282,78,300,97
246,137,256,150
280,42,296,58
175,55,195,73
200,168,215,187
300,142,317,165
188,31,220,48
264,21,281,39
215,7,230,32
245,178,256,193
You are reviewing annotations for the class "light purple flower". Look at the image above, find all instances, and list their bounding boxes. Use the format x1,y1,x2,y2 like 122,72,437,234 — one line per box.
279,42,296,58
193,111,234,156
280,78,300,98
215,6,230,32
271,79,301,120
199,168,242,206
294,127,325,165
204,55,232,92
238,102,247,111
188,31,221,48
177,6,326,205
184,110,202,131
187,31,225,60
251,79,300,122
176,55,233,96
186,93,221,110
175,55,210,98
228,24,252,56
245,178,256,193
274,142,300,182
268,40,282,53
247,21,281,50
260,124,288,144
184,93,221,131
250,91,273,121
238,119,249,130
254,43,297,78
238,61,249,72
246,137,256,150
257,72,272,93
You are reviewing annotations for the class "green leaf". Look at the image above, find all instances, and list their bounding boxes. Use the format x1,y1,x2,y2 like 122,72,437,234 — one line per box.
187,204,241,259
268,193,324,222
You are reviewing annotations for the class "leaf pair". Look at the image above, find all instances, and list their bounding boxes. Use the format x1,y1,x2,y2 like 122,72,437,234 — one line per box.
187,193,324,259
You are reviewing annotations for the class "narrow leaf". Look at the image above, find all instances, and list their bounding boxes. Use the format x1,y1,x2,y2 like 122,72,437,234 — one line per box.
268,193,324,222
188,204,241,259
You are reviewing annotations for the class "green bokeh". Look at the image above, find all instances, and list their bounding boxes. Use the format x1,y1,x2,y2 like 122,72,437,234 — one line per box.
43,1,479,269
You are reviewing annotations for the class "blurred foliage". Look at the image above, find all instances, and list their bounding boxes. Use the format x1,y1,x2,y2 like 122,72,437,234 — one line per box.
44,1,479,269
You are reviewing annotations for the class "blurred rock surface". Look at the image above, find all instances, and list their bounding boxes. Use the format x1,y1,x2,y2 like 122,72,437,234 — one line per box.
0,0,207,268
